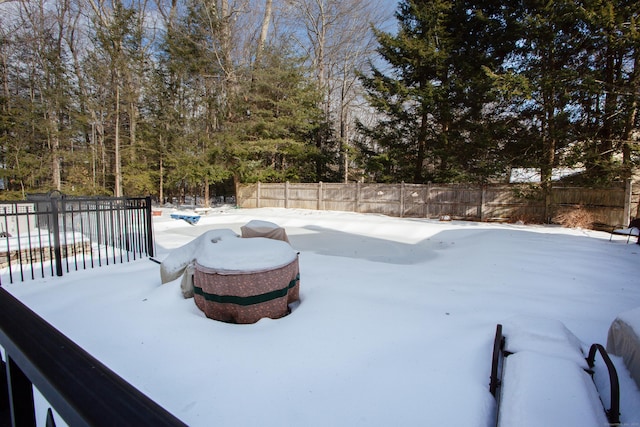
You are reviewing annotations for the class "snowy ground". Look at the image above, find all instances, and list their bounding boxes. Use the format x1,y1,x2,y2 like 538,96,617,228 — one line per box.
4,207,640,426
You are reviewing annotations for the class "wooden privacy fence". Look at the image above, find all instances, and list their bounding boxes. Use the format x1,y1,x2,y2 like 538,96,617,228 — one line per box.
237,181,639,228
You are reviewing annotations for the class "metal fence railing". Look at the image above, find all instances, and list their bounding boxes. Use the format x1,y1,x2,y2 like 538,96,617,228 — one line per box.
0,287,186,427
0,194,154,285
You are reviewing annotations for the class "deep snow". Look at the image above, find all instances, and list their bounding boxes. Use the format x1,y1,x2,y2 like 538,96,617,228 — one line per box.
4,207,640,426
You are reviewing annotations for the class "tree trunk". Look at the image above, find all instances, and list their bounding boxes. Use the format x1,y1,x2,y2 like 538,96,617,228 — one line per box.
204,176,210,207
414,111,428,183
50,116,62,190
99,121,106,189
541,97,556,223
600,43,616,161
255,0,272,62
219,0,236,92
129,101,137,162
622,51,638,176
159,142,164,204
114,81,123,197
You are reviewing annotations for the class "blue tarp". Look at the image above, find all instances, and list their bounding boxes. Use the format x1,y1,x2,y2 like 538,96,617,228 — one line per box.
170,214,201,225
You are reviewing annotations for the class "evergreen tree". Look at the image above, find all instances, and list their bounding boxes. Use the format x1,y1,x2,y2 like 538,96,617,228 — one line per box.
225,47,324,183
508,0,585,197
359,0,516,183
157,0,234,203
576,0,640,182
0,0,77,195
85,0,150,196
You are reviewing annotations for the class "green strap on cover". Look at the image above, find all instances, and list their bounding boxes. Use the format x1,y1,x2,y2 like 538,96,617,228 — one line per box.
193,274,299,306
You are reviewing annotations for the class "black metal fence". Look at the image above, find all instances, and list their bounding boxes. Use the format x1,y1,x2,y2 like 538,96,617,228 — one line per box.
0,194,154,285
0,194,174,426
0,287,186,427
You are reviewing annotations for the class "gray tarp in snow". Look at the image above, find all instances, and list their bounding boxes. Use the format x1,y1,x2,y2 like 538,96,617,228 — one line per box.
607,306,640,390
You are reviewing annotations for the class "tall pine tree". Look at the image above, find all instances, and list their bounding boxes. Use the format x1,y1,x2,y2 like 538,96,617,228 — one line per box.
359,0,516,183
225,47,324,184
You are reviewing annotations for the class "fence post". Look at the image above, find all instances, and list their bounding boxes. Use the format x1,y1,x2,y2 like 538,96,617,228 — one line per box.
318,182,323,211
145,196,154,258
400,182,405,218
50,197,63,277
285,182,289,209
544,183,552,223
481,186,487,221
624,179,632,226
426,183,431,218
355,182,361,213
257,182,261,208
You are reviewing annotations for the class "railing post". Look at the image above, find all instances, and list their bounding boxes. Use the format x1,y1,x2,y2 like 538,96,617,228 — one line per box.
95,201,103,267
46,408,57,427
50,196,63,277
145,196,154,258
0,357,9,423
3,206,13,284
7,356,36,427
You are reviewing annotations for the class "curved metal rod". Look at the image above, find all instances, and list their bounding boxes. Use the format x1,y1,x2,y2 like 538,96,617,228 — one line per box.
586,343,620,425
489,324,503,397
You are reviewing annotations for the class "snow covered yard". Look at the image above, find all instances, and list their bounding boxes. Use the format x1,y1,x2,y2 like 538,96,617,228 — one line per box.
4,207,640,426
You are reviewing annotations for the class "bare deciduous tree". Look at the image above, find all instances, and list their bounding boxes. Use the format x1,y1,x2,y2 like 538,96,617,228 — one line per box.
281,0,387,180
11,0,77,191
255,0,273,61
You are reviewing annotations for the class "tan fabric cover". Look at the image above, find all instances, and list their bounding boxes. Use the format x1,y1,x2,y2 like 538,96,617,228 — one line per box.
241,220,289,243
180,263,196,298
193,257,300,324
606,310,640,389
160,261,183,285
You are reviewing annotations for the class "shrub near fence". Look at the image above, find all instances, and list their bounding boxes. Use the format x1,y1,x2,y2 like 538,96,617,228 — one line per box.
237,181,637,228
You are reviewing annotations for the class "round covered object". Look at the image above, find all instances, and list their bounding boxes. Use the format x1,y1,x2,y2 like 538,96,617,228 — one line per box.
193,237,300,324
241,219,290,243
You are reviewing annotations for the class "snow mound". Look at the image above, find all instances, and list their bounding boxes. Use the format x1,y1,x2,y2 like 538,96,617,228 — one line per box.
159,229,239,284
498,351,608,427
497,316,608,427
502,315,587,368
242,220,281,232
196,236,297,273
